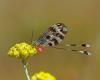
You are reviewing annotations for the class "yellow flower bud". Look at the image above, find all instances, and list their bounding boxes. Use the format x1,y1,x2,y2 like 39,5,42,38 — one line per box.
8,42,37,59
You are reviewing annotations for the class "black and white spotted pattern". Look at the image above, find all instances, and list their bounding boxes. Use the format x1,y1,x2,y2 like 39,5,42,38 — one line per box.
34,23,68,47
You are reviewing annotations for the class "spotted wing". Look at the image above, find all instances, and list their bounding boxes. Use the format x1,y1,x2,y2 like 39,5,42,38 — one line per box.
35,23,68,47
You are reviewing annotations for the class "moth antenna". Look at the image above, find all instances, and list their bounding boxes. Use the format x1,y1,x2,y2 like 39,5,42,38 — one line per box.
31,30,34,43
66,43,90,48
72,50,91,56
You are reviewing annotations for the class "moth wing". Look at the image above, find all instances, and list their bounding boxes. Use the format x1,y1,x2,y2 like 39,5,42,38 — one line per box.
34,23,68,47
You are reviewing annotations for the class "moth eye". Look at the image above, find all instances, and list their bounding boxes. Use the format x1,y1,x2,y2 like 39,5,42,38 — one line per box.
46,35,50,39
48,43,53,46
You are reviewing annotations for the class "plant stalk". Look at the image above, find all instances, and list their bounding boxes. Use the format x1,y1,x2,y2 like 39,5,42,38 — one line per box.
22,59,30,80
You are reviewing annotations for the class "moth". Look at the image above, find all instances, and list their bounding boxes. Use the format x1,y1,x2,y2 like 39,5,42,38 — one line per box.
32,23,91,56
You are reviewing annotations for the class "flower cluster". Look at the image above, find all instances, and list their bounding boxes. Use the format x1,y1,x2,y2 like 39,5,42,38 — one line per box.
31,71,56,80
8,43,37,59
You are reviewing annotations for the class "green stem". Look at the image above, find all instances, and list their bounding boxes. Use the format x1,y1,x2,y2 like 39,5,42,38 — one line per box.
22,59,30,80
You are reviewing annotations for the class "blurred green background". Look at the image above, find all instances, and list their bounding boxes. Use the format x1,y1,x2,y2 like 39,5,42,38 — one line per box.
0,0,99,80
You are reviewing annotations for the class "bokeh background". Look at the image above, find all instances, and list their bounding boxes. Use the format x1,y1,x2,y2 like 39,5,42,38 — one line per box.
0,0,99,80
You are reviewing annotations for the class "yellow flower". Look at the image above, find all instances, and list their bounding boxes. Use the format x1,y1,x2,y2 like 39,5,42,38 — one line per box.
31,71,56,80
8,42,37,59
